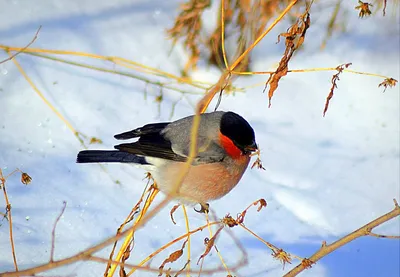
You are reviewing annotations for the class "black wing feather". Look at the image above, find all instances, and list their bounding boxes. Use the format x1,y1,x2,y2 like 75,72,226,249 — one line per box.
114,141,186,162
114,123,169,140
113,122,187,162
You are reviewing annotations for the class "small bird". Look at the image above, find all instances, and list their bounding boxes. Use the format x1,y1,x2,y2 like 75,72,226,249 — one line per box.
77,111,257,204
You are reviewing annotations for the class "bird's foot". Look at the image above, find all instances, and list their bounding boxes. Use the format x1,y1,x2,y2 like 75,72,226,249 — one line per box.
194,202,209,214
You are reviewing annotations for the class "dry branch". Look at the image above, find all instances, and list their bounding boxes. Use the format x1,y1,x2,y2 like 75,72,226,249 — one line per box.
284,199,400,277
0,170,19,272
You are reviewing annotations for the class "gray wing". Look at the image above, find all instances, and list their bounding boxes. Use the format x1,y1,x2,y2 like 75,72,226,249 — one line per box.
162,112,227,164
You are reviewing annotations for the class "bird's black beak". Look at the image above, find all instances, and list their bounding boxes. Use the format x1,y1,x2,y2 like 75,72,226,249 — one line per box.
244,142,258,153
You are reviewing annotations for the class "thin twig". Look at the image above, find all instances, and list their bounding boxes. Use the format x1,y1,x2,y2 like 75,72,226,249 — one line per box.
220,0,229,69
107,186,159,277
7,51,78,135
181,205,191,277
239,223,303,261
0,169,19,272
368,232,400,239
233,67,391,79
50,201,67,262
105,181,150,276
205,211,231,274
0,44,210,90
0,26,41,64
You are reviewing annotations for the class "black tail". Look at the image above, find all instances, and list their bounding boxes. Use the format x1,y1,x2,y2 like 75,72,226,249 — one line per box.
77,150,148,164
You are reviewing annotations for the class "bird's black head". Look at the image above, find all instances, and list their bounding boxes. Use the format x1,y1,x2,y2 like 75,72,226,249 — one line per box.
220,111,257,154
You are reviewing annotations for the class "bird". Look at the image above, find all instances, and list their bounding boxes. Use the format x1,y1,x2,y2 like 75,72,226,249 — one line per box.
77,111,257,204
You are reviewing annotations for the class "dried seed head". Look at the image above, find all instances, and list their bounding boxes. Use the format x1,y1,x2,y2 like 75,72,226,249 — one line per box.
355,1,373,18
379,78,397,93
272,249,292,269
222,214,238,228
21,172,32,185
89,137,103,144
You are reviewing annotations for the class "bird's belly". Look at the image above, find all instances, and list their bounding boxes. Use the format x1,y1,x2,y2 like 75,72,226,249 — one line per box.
152,157,250,203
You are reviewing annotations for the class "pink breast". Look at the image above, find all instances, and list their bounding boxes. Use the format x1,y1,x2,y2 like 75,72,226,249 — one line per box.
156,156,250,203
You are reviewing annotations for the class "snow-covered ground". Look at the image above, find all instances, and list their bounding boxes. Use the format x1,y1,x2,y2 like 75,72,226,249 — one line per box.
0,1,399,276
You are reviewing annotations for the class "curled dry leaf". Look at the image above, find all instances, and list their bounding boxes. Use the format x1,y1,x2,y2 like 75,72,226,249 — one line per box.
197,226,224,265
119,265,127,277
237,198,267,224
378,77,397,92
119,240,133,277
382,0,387,16
21,172,32,185
254,198,267,212
272,248,292,269
170,204,181,225
158,239,188,276
143,172,153,181
355,1,373,18
264,6,311,107
323,63,352,117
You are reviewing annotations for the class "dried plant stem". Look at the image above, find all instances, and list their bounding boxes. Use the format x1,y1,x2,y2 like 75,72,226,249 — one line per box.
50,201,67,262
0,191,182,277
107,187,159,277
205,212,232,275
0,26,41,64
7,51,119,183
0,45,208,90
182,205,191,277
368,232,400,239
7,51,78,136
128,221,220,276
105,181,151,275
90,251,240,276
0,170,19,272
197,0,299,114
284,200,400,277
238,224,304,261
220,0,229,69
235,67,391,79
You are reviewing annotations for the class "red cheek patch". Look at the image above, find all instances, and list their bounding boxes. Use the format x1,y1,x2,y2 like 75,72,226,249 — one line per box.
219,132,242,159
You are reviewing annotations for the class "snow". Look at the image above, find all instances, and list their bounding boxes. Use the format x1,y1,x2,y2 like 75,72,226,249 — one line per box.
0,0,399,276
